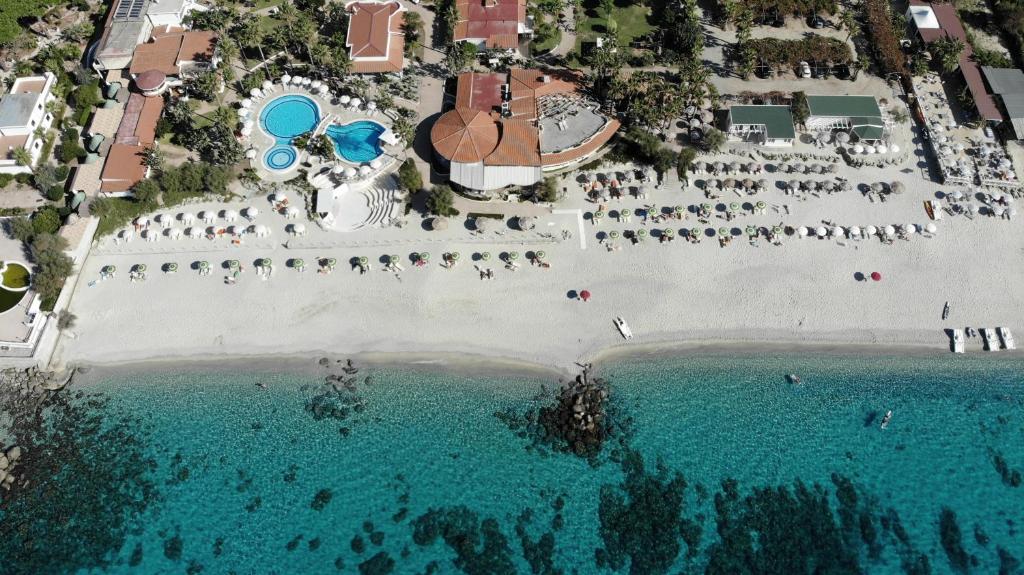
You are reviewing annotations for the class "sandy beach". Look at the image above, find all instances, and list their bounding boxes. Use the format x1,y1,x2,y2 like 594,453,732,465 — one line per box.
51,150,1024,373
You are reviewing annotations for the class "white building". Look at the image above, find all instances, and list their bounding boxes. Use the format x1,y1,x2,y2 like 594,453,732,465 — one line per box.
147,0,206,30
0,73,57,175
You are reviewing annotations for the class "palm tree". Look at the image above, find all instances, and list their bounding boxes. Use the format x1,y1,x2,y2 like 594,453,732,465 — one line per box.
12,147,33,173
840,10,860,42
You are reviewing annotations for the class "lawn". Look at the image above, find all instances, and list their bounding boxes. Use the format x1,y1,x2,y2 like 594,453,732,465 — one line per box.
574,0,654,54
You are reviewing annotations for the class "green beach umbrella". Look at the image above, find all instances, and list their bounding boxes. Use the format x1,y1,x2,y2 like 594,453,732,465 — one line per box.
418,252,430,262
327,257,337,268
293,258,304,269
718,227,729,237
594,210,604,218
228,260,240,270
104,265,116,274
358,256,368,266
674,205,684,214
449,251,460,261
261,258,272,268
772,226,784,236
199,261,209,271
637,229,648,238
728,202,740,212
535,250,546,259
390,254,400,265
134,264,146,273
690,227,701,237
701,203,713,211
756,201,766,210
663,228,674,237
481,252,491,261
166,262,177,273
745,225,757,236
508,251,519,261
609,231,620,239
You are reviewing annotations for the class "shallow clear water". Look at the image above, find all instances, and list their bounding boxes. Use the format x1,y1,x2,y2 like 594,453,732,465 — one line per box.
260,95,320,140
5,353,1023,574
325,121,385,163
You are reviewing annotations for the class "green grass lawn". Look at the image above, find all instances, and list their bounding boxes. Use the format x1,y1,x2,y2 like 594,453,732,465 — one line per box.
574,0,653,54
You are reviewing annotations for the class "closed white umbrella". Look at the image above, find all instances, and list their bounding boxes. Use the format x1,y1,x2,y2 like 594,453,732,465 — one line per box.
797,226,808,237
815,226,828,237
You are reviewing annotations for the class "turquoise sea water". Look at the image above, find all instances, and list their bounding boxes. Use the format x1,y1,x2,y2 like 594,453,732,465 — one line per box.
2,353,1023,574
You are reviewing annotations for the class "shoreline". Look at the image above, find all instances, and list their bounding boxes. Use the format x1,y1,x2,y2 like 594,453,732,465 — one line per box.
67,334,1020,387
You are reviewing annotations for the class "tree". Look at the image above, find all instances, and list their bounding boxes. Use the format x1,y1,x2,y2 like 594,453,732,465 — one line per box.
131,179,161,203
403,11,423,57
676,147,696,181
587,36,624,104
933,37,965,74
839,10,860,41
305,134,335,160
397,158,422,194
426,185,455,216
29,233,73,305
8,216,34,243
791,91,809,125
57,310,76,330
703,128,726,152
535,177,559,203
12,147,33,173
141,146,164,174
445,42,476,73
392,116,416,148
32,206,62,236
653,148,676,180
656,0,704,63
190,70,221,101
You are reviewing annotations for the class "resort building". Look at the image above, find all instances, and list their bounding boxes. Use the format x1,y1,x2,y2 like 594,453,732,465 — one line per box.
430,68,620,194
805,95,886,142
0,73,57,175
99,92,162,194
725,105,795,147
906,0,1002,122
93,0,207,71
130,27,219,96
453,0,532,53
982,67,1024,139
345,1,406,74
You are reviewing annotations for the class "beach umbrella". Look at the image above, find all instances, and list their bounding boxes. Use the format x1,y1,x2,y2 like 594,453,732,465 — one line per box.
118,229,133,242
663,228,674,237
291,75,303,85
136,216,150,228
755,201,766,212
281,74,292,84
839,180,852,192
870,182,883,194
810,164,823,174
924,222,938,234
758,178,768,190
713,162,724,174
228,260,240,271
835,131,850,144
293,258,305,271
505,251,518,263
285,206,300,219
728,161,740,173
167,227,183,239
701,202,713,213
815,226,827,237
637,229,648,240
592,211,604,222
474,217,490,233
742,178,753,190
326,258,337,269
788,179,799,191
250,225,268,237
244,206,259,219
240,126,253,137
260,258,272,269
156,213,171,227
797,226,808,237
865,225,878,236
358,256,368,266
430,217,448,231
904,223,916,235
580,290,592,302
609,231,620,240
370,159,382,170
223,209,238,222
689,227,701,238
884,225,896,237
518,215,537,230
103,265,116,275
745,225,757,236
134,264,147,273
271,191,288,203
832,226,845,238
772,225,783,237
793,163,805,174
728,202,739,212
481,252,491,261
292,223,306,236
419,252,432,262
386,254,399,266
718,227,729,237
340,95,351,105
674,205,684,215
199,260,210,272
723,178,736,190
143,229,158,242
445,251,460,263
849,225,861,237
186,227,202,238
166,262,178,273
890,181,905,195
200,211,215,223
870,272,882,282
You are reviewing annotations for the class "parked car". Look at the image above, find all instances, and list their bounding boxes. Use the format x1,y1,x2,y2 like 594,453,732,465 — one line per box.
799,61,812,78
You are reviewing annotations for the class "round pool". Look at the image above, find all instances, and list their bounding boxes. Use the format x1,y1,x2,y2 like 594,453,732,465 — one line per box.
265,146,298,171
260,95,320,139
325,121,386,163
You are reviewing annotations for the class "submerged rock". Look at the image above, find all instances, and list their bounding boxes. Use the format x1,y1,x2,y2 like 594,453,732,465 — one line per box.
311,488,333,511
358,551,395,575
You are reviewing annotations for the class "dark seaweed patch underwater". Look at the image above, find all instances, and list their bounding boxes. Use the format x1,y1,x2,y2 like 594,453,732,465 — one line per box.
0,355,1021,574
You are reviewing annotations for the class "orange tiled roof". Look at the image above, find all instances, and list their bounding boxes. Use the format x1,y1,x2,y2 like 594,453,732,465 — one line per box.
430,107,500,163
346,1,405,73
100,144,148,192
453,0,526,49
130,30,217,75
485,118,540,166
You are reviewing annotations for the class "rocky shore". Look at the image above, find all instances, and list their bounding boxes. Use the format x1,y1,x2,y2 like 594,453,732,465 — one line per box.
0,366,74,495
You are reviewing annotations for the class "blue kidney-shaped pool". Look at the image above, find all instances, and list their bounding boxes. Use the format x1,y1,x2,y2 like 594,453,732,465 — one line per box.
258,95,321,171
325,121,386,163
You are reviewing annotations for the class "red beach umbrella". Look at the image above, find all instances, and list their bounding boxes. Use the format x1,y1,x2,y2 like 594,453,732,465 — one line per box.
580,290,591,302
870,272,882,282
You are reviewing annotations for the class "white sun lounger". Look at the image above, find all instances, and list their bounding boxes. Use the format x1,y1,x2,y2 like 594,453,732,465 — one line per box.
952,328,965,353
997,327,1016,351
981,328,1000,351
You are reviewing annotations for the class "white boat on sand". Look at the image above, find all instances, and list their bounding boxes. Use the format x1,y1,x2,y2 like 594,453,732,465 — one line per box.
997,327,1016,351
613,317,633,340
952,329,965,354
981,328,1000,351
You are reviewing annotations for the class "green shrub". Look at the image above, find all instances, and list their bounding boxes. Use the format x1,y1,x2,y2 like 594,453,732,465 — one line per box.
0,174,14,188
32,206,62,236
46,185,65,202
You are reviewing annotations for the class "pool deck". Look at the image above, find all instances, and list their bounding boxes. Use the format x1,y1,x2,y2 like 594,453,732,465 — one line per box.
245,85,404,186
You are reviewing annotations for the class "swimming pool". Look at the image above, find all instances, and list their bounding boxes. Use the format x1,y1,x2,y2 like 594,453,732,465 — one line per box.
325,121,386,163
258,95,321,171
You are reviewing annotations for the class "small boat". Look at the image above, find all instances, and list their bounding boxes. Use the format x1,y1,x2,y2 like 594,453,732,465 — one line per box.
981,328,1000,351
880,410,893,429
942,301,950,320
613,317,633,340
952,329,965,354
787,374,802,384
997,327,1016,351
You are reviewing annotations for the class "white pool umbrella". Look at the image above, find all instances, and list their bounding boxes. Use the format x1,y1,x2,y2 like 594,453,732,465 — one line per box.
238,108,250,118
815,226,827,237
302,77,312,86
350,98,362,108
367,101,377,110
797,226,808,237
340,95,351,104
241,98,252,108
291,76,303,85
832,226,845,238
884,225,896,237
864,145,876,154
262,80,273,91
876,144,888,154
250,88,262,98
311,80,322,89
951,190,964,200
344,167,357,178
240,126,253,136
359,165,371,175
852,144,864,154
281,74,292,84
244,206,259,219
890,144,900,153
332,164,345,174
223,209,238,222
243,119,254,130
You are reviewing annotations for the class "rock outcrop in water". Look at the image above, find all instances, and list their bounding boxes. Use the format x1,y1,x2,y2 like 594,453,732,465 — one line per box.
304,358,371,429
497,368,632,461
